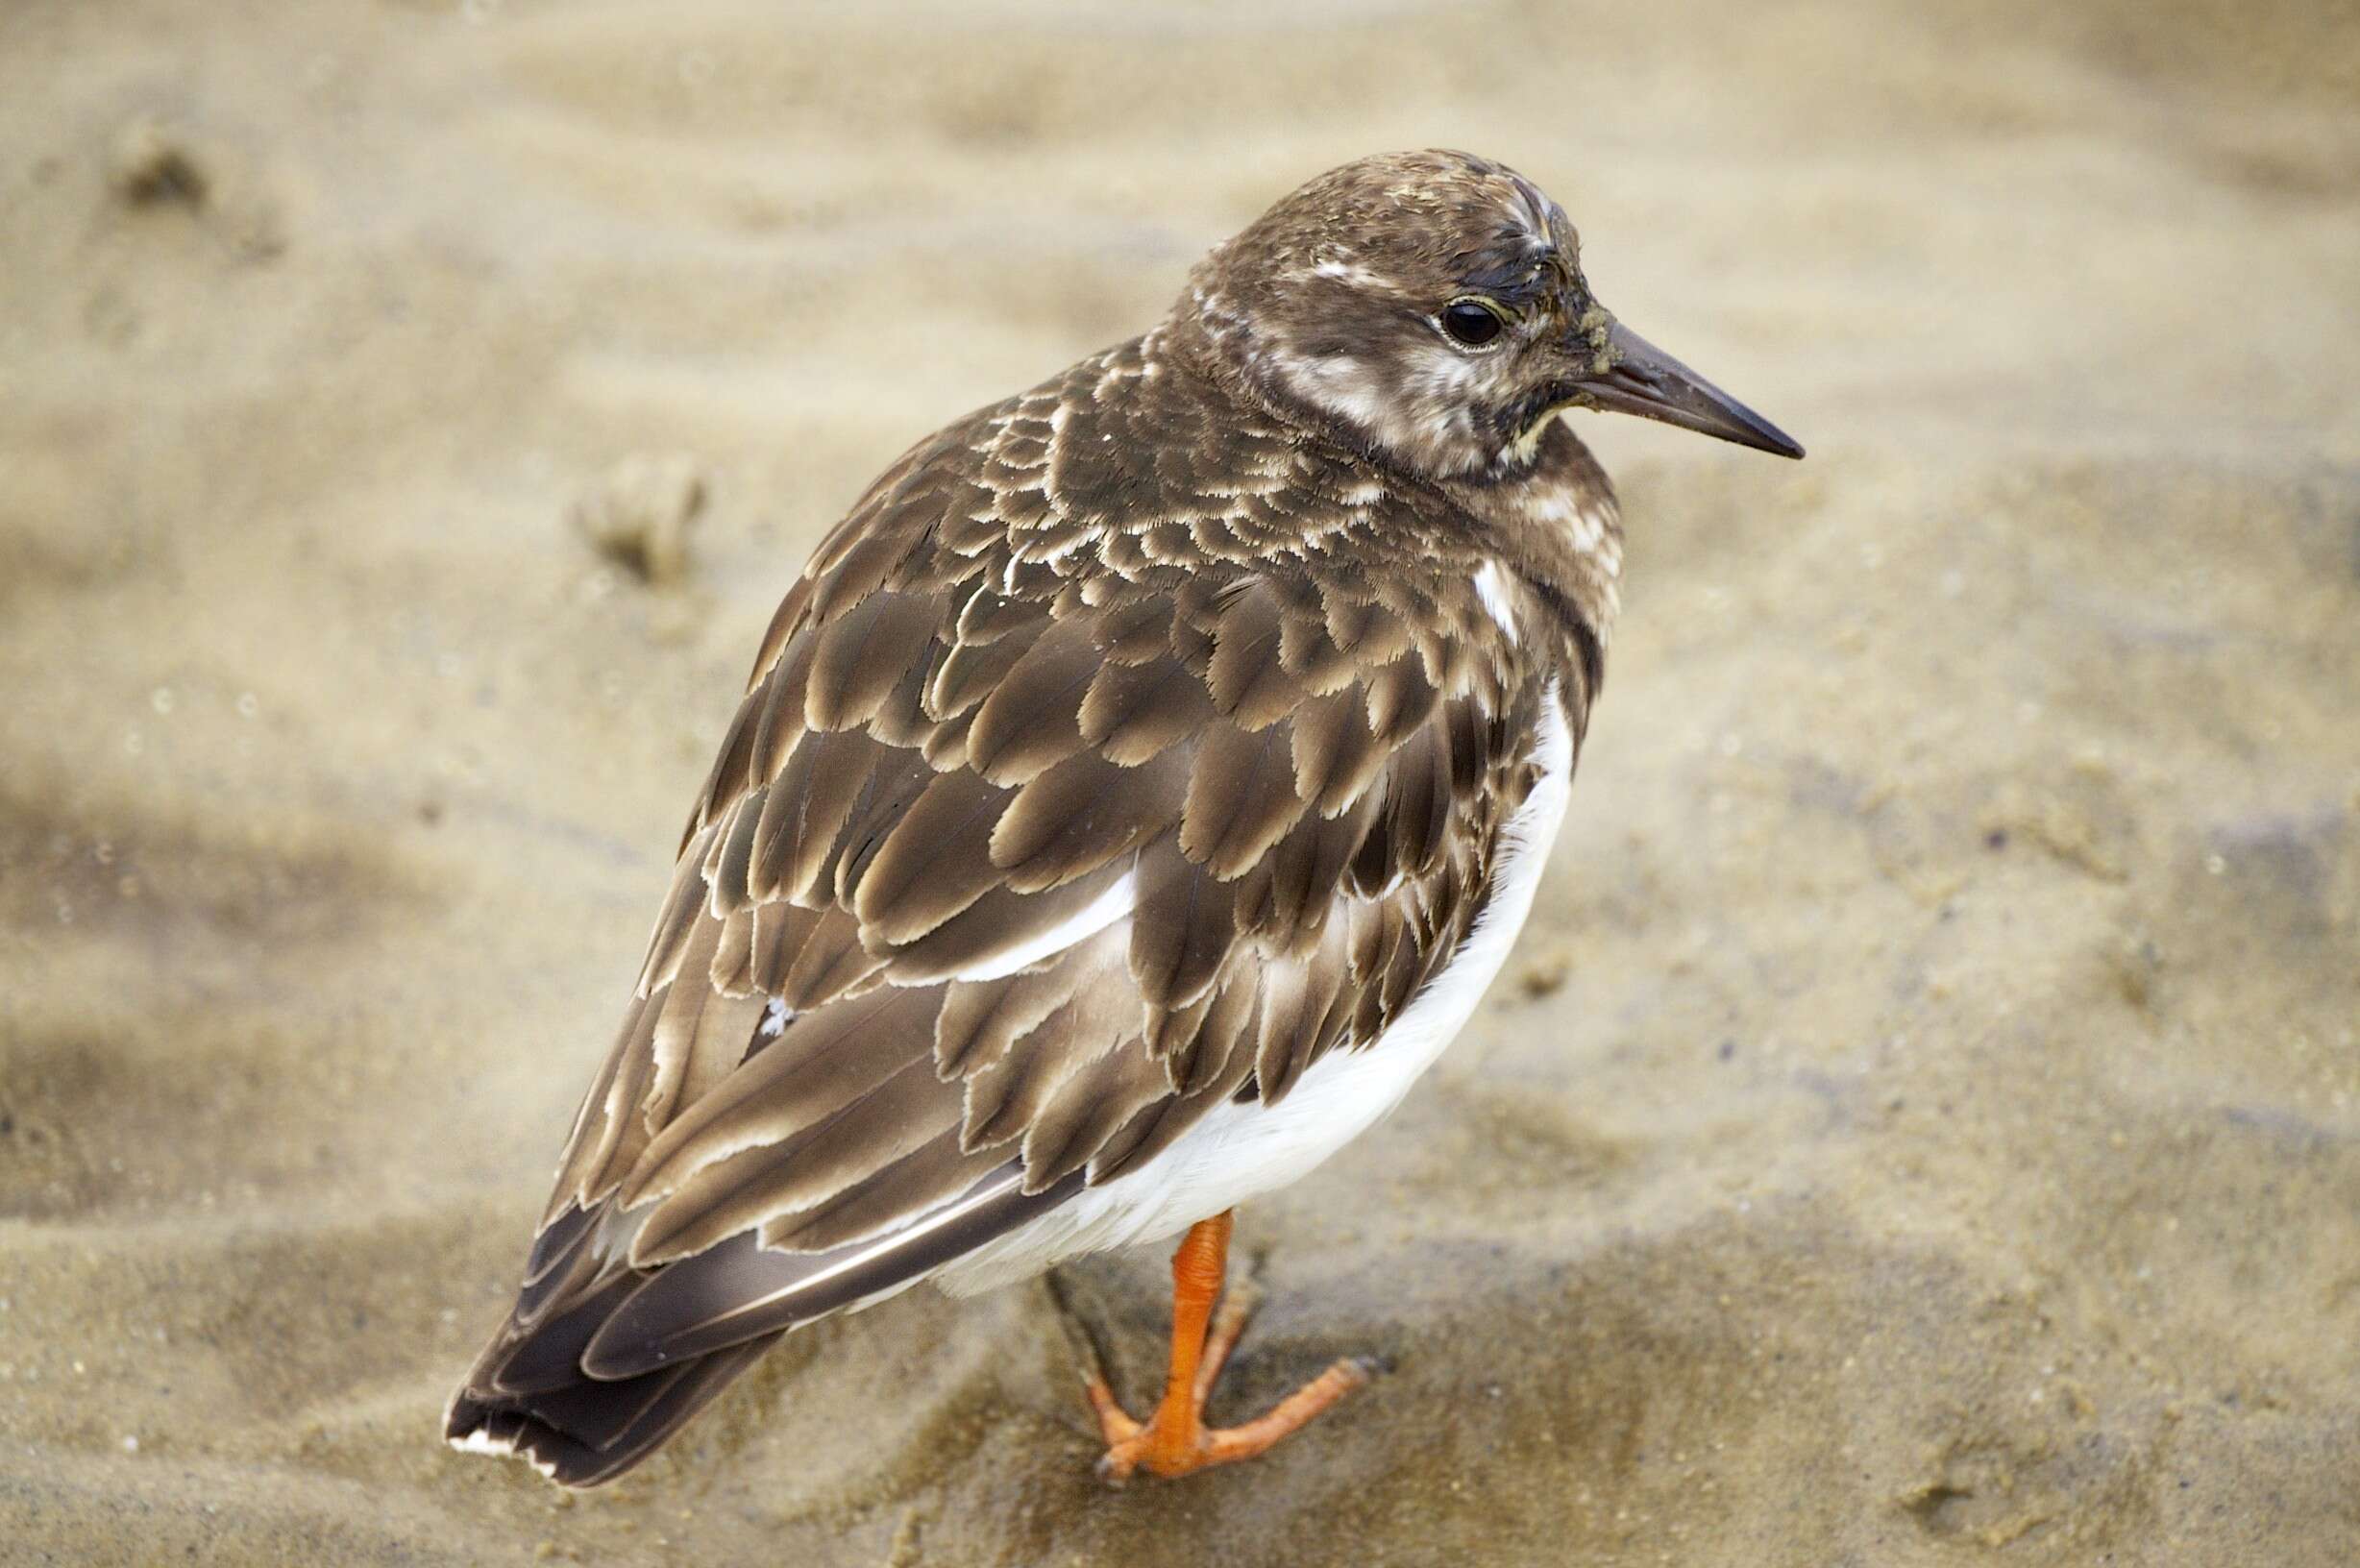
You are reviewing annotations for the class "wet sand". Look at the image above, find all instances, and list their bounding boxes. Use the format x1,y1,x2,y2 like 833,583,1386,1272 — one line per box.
3,2,2356,1563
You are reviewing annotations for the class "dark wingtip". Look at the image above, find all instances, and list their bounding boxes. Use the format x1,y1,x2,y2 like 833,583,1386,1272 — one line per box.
444,1332,783,1488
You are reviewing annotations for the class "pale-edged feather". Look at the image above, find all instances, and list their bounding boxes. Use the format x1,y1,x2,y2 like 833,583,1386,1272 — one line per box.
879,854,1132,986
958,969,1139,1160
633,1055,955,1264
1235,784,1381,947
690,697,765,842
556,989,659,1213
1364,652,1440,746
963,613,1102,785
1096,594,1175,666
952,584,1038,646
642,917,764,1128
705,792,765,919
749,727,873,905
865,647,947,751
1251,923,1354,1105
934,960,1091,1080
1276,584,1357,694
1320,587,1414,666
851,768,1015,943
774,904,884,1012
1129,835,1237,1010
1384,718,1458,878
619,983,946,1213
635,833,717,997
748,629,821,783
578,1169,1076,1382
1289,682,1389,817
804,590,940,732
1180,718,1311,879
746,574,817,690
926,629,1036,723
989,747,1186,894
1206,579,1297,731
1077,652,1217,766
1162,968,1262,1096
1021,1041,1173,1189
1088,1013,1262,1184
746,900,825,993
757,1132,1013,1253
802,524,911,622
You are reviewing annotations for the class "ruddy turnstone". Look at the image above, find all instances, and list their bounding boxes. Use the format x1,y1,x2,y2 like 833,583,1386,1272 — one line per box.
446,149,1801,1486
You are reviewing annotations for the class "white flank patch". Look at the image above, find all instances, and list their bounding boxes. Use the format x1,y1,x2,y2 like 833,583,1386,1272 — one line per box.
936,682,1578,1294
1473,560,1519,643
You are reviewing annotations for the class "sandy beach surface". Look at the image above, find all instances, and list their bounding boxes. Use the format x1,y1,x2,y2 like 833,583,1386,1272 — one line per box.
4,2,2356,1563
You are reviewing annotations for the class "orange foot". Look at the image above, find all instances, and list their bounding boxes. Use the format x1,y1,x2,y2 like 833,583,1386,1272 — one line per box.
1069,1210,1376,1482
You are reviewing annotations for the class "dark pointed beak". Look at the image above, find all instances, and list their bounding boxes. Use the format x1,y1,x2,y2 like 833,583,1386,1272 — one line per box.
1573,322,1804,458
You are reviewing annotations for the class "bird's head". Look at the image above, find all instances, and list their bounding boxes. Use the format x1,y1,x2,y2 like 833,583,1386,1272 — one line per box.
1181,149,1803,481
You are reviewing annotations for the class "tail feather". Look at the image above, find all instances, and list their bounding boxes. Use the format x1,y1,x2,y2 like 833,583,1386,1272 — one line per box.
447,1167,1075,1486
483,1265,645,1396
445,1333,779,1487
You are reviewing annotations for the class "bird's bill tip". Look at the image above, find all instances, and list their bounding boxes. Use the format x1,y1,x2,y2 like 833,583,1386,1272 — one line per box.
1582,323,1805,459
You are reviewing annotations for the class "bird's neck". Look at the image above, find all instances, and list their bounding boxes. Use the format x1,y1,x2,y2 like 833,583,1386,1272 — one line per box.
1161,286,1351,459
1155,307,1625,670
1438,417,1625,672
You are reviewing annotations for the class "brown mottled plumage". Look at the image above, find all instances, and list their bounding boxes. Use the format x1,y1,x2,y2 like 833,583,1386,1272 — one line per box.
447,150,1800,1486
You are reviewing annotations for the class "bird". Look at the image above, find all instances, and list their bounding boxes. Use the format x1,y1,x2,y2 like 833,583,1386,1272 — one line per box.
445,148,1802,1488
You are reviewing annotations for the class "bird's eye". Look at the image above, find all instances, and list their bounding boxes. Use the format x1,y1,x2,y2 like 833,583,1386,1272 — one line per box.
1439,299,1506,349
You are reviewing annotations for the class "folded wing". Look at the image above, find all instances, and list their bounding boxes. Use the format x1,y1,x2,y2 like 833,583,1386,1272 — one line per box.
448,365,1571,1482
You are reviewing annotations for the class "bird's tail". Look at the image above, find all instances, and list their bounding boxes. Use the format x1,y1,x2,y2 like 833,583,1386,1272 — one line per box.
444,1333,780,1487
445,1167,1078,1485
441,1341,774,1492
441,1199,784,1486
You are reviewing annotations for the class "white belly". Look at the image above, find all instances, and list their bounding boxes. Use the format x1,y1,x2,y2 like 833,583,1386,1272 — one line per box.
934,684,1575,1295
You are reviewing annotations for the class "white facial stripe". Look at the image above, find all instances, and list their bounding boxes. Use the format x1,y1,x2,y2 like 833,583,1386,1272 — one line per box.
1268,350,1388,431
1266,340,1495,477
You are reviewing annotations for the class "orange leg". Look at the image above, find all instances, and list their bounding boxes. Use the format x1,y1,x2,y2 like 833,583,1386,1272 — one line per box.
1077,1211,1374,1482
